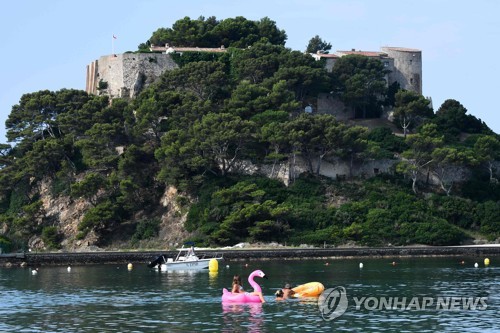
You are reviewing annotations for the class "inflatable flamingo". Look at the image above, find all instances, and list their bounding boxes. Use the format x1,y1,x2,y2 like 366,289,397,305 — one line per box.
222,270,267,303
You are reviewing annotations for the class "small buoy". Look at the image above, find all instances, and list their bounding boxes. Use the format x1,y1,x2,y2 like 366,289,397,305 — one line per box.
245,263,249,267
474,263,479,268
31,268,38,275
226,265,230,268
392,261,396,266
460,260,465,265
209,258,218,272
67,266,71,272
325,262,329,266
359,263,364,269
484,258,490,267
127,263,133,270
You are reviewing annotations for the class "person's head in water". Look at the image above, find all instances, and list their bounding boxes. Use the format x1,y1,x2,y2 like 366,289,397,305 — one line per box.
276,283,295,299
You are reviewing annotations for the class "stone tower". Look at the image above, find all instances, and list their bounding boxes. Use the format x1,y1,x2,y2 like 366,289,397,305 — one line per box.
380,47,422,94
86,53,178,99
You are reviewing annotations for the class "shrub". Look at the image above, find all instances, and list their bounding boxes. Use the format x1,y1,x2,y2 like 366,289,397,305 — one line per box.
288,226,342,246
476,201,500,240
0,234,13,253
41,226,62,250
400,218,467,245
367,127,407,153
78,201,120,236
131,218,161,242
97,80,108,90
434,196,477,229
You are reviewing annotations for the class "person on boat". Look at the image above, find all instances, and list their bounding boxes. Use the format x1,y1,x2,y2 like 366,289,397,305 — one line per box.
186,246,195,257
275,283,295,300
231,274,266,303
231,275,244,293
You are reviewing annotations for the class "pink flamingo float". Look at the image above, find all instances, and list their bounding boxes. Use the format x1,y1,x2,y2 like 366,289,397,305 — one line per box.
222,270,267,303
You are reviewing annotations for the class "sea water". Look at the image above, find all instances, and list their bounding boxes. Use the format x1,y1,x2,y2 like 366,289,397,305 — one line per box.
0,257,498,332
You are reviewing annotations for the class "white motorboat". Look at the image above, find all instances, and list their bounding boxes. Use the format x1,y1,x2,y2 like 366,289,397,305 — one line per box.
148,246,223,271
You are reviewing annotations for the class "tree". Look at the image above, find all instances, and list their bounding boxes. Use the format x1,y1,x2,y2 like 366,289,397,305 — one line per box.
284,114,325,175
193,113,254,176
224,81,272,119
58,95,109,139
433,99,491,142
431,147,477,196
339,126,369,178
257,111,290,178
21,138,68,179
0,144,12,170
78,200,121,239
75,123,121,170
393,90,433,138
256,17,287,46
206,181,291,244
474,135,500,183
397,123,444,194
476,201,500,240
155,127,207,190
305,35,332,54
158,61,229,102
284,114,346,176
6,89,91,145
70,172,107,206
267,66,330,104
332,55,388,118
147,16,286,49
148,16,218,47
231,42,284,83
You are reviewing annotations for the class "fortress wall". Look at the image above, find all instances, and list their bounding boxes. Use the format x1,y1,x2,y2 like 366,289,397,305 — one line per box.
381,47,422,94
96,54,125,98
85,60,98,94
317,93,354,120
86,53,179,99
121,53,178,98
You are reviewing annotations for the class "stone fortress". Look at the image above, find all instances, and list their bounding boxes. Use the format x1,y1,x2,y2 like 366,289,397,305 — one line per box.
313,47,422,120
86,46,492,184
86,44,422,120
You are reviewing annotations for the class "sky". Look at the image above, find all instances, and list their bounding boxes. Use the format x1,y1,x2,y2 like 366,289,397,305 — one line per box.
1,0,499,145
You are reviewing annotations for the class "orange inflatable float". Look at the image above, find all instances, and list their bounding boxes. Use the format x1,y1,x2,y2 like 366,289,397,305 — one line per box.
292,282,325,298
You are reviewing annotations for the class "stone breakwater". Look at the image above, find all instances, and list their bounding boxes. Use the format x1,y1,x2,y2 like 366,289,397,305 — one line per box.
1,246,499,267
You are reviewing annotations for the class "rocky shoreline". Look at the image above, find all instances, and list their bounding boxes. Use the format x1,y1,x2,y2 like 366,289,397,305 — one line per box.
1,245,499,267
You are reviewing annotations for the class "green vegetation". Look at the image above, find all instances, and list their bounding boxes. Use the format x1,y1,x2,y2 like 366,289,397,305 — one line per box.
0,16,498,252
41,226,62,250
131,218,161,244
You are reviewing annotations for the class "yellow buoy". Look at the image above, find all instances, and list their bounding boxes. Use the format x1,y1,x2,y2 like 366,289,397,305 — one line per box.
209,258,218,272
127,263,133,270
484,258,490,267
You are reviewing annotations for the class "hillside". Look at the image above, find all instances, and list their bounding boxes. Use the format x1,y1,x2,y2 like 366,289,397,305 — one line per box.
0,16,499,253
